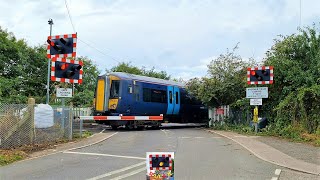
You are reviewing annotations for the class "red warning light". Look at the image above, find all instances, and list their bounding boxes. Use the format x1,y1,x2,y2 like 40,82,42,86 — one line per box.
250,70,256,76
61,63,66,70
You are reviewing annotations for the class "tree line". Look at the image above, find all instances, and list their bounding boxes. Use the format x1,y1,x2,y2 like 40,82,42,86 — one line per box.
0,26,170,106
186,23,320,137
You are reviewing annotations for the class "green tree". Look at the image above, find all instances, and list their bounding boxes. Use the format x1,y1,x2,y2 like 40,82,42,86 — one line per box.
106,62,171,80
186,45,255,107
264,23,320,133
0,27,48,103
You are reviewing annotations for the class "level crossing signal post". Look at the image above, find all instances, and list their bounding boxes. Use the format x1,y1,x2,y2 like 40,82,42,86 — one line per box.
246,66,273,133
46,33,81,106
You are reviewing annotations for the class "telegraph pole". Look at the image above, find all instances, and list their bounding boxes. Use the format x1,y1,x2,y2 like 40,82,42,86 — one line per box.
46,19,53,104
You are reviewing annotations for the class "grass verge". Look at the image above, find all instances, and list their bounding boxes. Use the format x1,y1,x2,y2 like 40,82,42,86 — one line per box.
0,150,27,166
0,130,93,166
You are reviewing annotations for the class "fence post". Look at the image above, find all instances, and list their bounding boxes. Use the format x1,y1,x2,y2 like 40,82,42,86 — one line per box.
28,98,35,144
69,103,73,140
80,119,83,138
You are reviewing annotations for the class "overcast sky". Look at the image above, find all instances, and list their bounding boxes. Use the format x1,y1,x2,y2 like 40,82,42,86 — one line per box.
0,0,319,80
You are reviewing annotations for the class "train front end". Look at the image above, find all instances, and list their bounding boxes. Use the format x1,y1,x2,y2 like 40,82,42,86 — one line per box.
93,74,121,116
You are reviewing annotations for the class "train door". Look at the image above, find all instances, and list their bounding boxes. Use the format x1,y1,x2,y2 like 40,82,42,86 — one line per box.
172,86,180,115
94,75,110,113
166,86,174,115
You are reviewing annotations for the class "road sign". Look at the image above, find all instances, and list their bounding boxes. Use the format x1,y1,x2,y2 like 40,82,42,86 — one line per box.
56,88,72,97
246,87,268,98
250,99,262,106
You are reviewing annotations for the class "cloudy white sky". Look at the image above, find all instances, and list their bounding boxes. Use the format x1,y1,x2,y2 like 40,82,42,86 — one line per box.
0,0,319,80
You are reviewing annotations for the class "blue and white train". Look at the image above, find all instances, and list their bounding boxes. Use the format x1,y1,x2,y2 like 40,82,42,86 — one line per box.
93,72,208,129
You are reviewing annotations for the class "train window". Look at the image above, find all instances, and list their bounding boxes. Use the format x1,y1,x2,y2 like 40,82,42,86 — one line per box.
175,92,179,104
169,91,173,104
143,88,151,102
151,89,167,103
110,80,120,98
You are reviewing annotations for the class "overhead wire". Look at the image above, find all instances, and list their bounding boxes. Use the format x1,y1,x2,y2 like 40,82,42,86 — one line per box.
63,0,121,64
64,0,76,32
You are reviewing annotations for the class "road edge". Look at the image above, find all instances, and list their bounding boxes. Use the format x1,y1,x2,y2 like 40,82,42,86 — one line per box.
206,129,320,176
15,132,118,163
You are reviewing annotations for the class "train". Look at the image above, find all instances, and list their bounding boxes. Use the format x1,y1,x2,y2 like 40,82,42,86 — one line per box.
93,72,208,129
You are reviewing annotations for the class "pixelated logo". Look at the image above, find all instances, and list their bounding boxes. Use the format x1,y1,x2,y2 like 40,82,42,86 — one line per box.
146,152,174,180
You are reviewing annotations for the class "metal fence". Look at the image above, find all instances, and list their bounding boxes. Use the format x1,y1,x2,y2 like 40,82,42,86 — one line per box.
0,102,74,149
208,105,272,127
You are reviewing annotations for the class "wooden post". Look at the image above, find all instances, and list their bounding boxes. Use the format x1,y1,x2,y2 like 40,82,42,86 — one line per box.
28,98,35,144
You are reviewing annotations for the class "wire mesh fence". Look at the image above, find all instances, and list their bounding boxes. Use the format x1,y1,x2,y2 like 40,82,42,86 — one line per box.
0,102,74,149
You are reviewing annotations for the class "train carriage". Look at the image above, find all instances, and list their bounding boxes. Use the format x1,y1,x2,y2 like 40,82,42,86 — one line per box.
93,72,208,129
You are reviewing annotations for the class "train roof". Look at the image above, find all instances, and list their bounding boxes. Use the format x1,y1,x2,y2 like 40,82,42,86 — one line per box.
106,72,185,87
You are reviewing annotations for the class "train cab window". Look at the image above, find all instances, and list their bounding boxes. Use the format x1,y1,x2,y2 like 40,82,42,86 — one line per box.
175,92,179,104
169,91,173,104
110,80,120,98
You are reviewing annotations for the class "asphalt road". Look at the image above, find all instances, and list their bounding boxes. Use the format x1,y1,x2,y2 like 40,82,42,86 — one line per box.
0,127,318,180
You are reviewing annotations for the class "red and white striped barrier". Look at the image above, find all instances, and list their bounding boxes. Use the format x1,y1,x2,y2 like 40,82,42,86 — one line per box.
79,114,163,121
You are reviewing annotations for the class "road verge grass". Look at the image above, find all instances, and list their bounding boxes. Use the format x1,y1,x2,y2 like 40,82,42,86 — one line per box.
0,130,93,166
0,150,27,166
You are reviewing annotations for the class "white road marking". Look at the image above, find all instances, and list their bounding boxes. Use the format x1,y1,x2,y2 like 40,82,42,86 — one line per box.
271,177,278,180
66,132,118,151
194,137,205,139
275,169,281,176
109,167,146,180
234,135,248,138
179,136,221,139
86,161,145,180
211,137,222,139
63,151,145,160
179,137,191,139
99,128,106,133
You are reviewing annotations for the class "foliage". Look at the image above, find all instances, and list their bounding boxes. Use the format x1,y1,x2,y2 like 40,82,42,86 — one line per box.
186,44,256,107
0,27,47,103
191,23,320,142
106,62,171,80
263,23,320,135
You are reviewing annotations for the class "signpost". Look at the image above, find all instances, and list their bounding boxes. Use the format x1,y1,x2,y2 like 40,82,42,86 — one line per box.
246,87,268,98
246,66,274,133
56,88,72,131
56,88,72,98
250,99,262,106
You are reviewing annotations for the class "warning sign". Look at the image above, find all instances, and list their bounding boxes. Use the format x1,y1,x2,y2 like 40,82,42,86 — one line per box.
56,88,72,98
